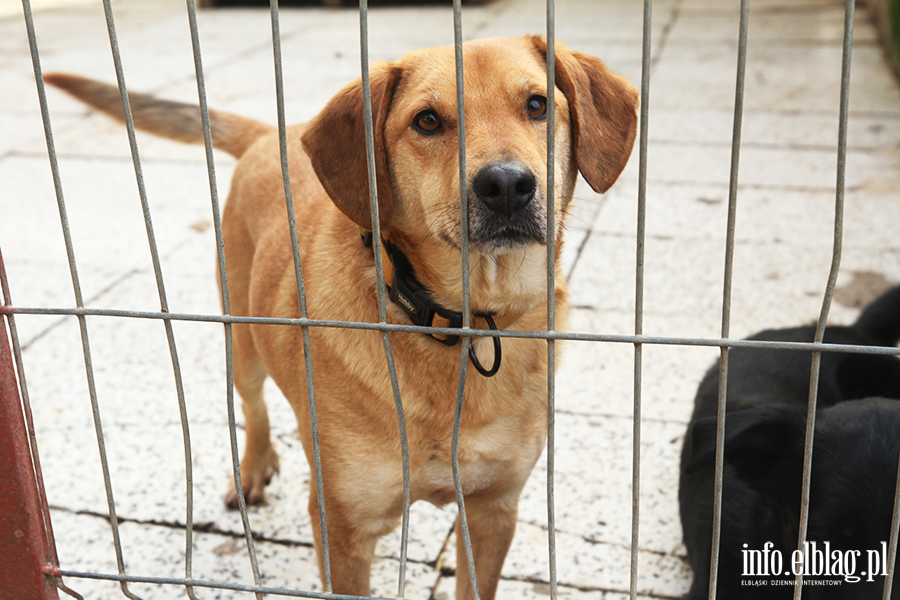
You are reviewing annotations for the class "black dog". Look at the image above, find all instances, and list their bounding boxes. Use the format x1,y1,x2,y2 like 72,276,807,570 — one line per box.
680,285,900,599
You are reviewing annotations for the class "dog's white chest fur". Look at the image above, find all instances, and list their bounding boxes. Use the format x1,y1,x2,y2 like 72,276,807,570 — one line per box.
421,457,503,507
417,415,540,507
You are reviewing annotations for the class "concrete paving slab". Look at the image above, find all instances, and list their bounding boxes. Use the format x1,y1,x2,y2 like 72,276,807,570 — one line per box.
669,3,879,44
441,523,690,597
499,521,689,595
681,0,859,13
638,141,896,190
513,414,689,553
50,510,442,599
0,108,63,157
566,229,895,331
432,576,645,600
648,108,900,149
597,140,897,209
0,153,234,314
651,41,900,113
555,318,719,421
593,182,900,252
7,2,205,94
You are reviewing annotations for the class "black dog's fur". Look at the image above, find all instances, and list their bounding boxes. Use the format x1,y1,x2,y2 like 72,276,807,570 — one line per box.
680,285,900,599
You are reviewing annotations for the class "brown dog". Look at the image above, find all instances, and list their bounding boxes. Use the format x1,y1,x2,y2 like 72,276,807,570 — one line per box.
46,35,637,599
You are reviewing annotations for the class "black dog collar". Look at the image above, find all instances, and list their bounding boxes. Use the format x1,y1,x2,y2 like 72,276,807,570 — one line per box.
361,230,503,377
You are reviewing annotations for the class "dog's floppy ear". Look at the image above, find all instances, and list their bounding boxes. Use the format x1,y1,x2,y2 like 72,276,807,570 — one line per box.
685,405,806,503
301,63,402,230
530,36,639,193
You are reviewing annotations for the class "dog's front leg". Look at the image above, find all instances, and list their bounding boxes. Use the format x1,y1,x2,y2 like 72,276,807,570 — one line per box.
454,491,519,600
307,484,388,597
224,323,280,508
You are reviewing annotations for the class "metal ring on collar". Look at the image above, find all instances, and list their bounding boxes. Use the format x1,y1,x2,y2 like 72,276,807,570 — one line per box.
468,314,502,377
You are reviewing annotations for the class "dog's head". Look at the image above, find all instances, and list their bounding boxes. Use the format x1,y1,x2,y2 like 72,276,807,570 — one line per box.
686,400,900,598
300,36,638,257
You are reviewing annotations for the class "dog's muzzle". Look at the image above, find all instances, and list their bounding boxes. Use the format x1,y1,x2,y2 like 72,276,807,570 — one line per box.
470,160,546,248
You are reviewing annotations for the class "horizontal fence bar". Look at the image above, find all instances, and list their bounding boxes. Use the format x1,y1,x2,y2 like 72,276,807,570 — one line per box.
56,570,395,600
8,306,900,354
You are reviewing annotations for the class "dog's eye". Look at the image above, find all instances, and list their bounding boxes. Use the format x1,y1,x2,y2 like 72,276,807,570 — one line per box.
413,110,442,134
526,95,547,120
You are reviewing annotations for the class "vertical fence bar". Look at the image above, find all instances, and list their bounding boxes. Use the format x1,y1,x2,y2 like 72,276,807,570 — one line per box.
180,1,262,597
185,0,262,600
180,0,267,596
0,249,60,600
357,1,412,596
22,1,142,597
792,1,853,597
630,0,653,597
884,457,900,599
97,3,199,597
544,1,558,599
707,1,749,598
268,1,332,592
449,1,480,598
885,458,900,600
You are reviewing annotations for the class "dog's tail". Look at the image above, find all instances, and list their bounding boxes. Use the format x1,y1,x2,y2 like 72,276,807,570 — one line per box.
43,73,274,159
854,284,900,347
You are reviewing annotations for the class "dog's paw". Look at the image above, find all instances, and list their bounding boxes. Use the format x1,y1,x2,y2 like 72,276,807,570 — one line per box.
223,448,281,509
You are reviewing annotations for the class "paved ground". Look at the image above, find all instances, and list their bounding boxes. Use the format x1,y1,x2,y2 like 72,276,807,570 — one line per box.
2,0,899,598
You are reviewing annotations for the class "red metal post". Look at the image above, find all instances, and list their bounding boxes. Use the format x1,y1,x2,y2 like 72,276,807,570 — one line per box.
0,278,59,599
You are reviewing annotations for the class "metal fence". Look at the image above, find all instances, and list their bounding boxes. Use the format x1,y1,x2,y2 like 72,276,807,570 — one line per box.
2,0,900,598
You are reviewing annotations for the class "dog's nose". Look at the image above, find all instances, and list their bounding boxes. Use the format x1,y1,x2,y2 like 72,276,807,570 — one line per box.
473,161,536,217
